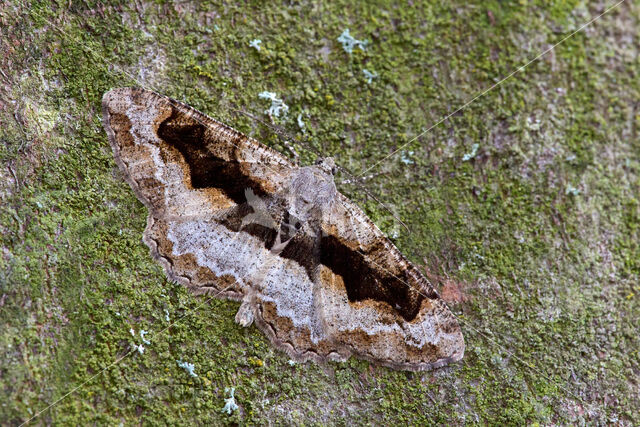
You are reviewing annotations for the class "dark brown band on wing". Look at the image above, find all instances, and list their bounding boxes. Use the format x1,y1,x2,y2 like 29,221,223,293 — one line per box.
157,107,270,204
217,203,319,278
214,198,431,321
320,235,434,321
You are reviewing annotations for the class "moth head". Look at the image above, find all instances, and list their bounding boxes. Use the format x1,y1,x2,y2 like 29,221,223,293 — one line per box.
315,157,337,176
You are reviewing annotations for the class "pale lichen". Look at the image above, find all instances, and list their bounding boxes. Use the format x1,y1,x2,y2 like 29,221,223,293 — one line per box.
462,143,480,161
258,91,289,118
132,343,144,355
176,360,198,378
249,39,262,51
139,329,150,345
221,387,239,415
362,69,378,84
337,28,367,54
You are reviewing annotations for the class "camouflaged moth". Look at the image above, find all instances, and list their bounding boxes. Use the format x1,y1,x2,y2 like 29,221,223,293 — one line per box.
102,87,464,371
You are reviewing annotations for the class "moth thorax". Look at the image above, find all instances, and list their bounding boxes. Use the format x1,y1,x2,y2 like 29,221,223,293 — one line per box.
288,166,337,221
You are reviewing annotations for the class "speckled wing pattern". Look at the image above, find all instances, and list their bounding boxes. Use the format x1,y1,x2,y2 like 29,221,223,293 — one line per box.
102,87,464,371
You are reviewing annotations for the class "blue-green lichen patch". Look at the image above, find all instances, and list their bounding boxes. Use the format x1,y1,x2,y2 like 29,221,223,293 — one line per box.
0,0,638,424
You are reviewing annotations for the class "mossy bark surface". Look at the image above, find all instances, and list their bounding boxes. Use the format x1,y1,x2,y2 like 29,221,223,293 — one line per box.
1,1,638,424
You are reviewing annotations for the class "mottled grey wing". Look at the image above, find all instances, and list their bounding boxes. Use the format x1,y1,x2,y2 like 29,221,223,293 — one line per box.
311,192,466,371
102,87,295,300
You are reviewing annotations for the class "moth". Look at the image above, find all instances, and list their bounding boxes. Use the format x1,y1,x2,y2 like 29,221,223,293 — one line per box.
102,87,464,371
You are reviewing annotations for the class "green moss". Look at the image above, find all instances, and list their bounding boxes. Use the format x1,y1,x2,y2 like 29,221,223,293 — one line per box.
1,0,638,424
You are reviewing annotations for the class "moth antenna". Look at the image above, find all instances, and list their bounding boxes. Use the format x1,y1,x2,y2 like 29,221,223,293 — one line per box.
230,107,411,235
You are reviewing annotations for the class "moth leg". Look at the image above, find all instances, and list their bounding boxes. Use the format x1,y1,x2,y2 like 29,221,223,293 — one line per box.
235,293,255,327
234,225,294,328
